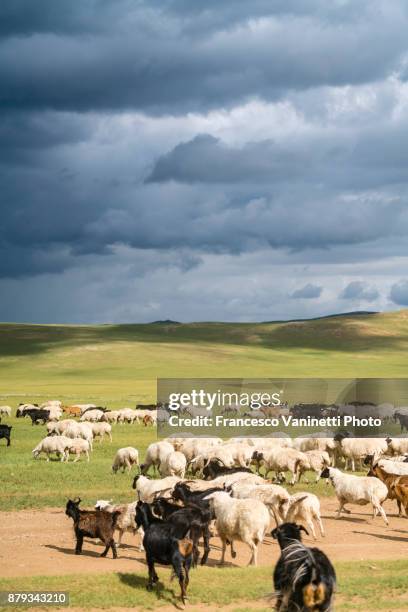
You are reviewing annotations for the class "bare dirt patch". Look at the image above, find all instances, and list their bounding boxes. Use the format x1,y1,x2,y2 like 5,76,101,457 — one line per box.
1,498,407,578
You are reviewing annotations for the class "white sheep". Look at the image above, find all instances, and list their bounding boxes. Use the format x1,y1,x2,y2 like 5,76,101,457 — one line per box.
297,450,331,483
141,441,174,474
159,450,187,478
133,475,181,503
75,404,96,414
254,447,307,484
65,438,90,462
102,410,120,424
117,408,139,424
91,422,112,443
231,482,290,526
284,492,325,540
64,422,94,451
94,499,144,551
323,467,389,525
80,409,104,422
0,406,12,417
172,437,222,464
385,437,408,457
293,434,336,463
46,419,76,435
208,491,270,566
112,447,139,473
376,458,408,475
335,436,388,471
32,435,71,461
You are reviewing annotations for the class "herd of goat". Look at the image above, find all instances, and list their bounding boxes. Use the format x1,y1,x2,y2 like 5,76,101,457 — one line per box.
3,400,408,610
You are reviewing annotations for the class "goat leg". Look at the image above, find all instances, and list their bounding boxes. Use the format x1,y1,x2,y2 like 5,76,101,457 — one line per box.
201,526,211,566
75,533,83,555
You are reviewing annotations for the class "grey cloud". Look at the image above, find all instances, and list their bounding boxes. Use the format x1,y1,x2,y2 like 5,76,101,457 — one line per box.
290,283,322,299
146,135,304,183
340,281,379,301
390,280,408,306
1,2,407,113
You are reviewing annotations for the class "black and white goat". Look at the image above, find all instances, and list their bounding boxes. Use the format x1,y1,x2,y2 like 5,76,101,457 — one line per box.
271,522,336,612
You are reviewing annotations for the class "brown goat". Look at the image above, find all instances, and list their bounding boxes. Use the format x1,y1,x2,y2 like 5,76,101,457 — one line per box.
63,405,81,417
391,483,408,515
65,498,120,557
368,463,408,516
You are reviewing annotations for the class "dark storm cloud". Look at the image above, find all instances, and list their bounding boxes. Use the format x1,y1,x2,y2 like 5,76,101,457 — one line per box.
2,1,408,321
339,281,379,301
290,284,322,299
146,135,305,183
390,280,408,306
1,1,407,113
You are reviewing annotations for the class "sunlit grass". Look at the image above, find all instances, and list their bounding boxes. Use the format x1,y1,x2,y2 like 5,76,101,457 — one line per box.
0,560,407,610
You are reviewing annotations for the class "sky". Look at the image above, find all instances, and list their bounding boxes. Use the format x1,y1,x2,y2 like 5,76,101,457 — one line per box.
1,0,408,323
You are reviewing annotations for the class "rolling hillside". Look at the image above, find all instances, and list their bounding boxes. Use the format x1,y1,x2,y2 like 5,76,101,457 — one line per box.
1,309,408,405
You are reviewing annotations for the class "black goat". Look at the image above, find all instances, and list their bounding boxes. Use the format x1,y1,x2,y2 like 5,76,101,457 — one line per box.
65,498,120,558
271,523,336,612
172,481,224,508
0,424,12,447
395,411,408,433
202,458,252,480
152,496,212,566
135,501,193,605
23,408,50,425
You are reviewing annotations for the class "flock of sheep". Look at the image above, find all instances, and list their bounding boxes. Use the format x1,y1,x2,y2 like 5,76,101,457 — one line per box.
3,399,408,610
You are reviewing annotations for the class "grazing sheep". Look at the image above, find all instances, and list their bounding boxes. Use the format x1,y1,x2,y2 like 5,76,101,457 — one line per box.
95,499,144,550
272,522,336,612
208,491,270,566
46,419,76,435
64,422,94,451
91,422,112,443
252,448,307,484
102,410,120,423
132,475,181,503
65,498,120,557
117,408,139,424
284,492,325,540
334,435,388,471
65,438,91,462
321,467,389,525
159,451,187,478
297,450,331,483
32,435,72,461
80,409,104,423
112,447,139,473
0,406,12,417
140,441,174,475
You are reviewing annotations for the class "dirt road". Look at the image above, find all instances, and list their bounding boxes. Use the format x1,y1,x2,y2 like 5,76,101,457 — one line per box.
1,498,407,578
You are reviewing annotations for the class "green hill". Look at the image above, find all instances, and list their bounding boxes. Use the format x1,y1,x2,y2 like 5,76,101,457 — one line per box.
1,310,408,405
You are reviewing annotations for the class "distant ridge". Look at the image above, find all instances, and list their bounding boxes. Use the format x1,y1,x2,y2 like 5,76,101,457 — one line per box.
262,311,378,324
149,319,181,325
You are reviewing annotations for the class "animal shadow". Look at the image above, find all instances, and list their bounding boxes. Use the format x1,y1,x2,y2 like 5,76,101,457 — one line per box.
118,572,178,605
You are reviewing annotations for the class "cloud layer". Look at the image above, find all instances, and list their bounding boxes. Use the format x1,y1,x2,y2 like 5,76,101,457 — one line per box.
1,1,408,322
